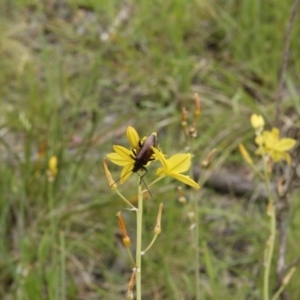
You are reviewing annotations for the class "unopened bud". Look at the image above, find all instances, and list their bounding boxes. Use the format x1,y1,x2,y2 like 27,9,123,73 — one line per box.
189,125,197,138
154,203,163,235
238,143,253,165
38,141,47,160
103,158,117,189
194,93,201,118
116,211,131,247
126,291,134,300
202,148,217,167
181,107,187,128
126,271,136,300
177,186,187,204
250,114,264,133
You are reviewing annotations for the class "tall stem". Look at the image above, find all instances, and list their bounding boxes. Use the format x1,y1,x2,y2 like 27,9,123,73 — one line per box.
262,150,276,300
264,200,276,300
136,182,143,300
190,138,200,300
194,191,200,300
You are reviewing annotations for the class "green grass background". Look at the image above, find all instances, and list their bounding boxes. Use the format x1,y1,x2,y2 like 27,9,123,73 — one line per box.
0,0,300,299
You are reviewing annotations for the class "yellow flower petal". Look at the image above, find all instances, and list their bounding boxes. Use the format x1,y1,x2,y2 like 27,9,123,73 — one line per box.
153,147,199,189
113,145,132,158
152,147,168,171
167,153,191,173
120,163,133,183
107,152,129,166
255,135,264,145
263,128,279,148
126,126,140,148
170,173,200,189
274,138,296,152
285,153,292,165
270,151,283,162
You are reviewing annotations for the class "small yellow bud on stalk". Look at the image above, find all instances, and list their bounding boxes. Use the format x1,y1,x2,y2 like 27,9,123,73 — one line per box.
116,211,131,247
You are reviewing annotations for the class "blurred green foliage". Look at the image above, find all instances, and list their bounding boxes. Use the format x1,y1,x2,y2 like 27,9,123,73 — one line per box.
0,0,299,299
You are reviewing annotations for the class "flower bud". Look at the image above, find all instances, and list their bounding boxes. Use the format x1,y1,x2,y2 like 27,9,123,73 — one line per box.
103,159,117,189
116,211,131,247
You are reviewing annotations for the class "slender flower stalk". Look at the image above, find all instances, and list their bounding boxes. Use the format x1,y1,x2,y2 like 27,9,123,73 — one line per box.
142,203,163,255
135,182,143,300
241,114,296,300
106,125,199,299
179,93,202,300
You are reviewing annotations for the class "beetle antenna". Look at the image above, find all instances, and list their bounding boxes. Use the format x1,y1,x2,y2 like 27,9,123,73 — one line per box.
138,168,153,198
109,169,132,188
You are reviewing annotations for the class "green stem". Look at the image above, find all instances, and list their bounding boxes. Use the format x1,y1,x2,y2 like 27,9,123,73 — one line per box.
194,191,200,300
114,189,136,209
59,231,66,300
260,141,275,300
189,138,200,300
142,234,158,255
136,182,143,300
47,181,55,240
271,283,285,300
264,201,276,300
146,176,165,189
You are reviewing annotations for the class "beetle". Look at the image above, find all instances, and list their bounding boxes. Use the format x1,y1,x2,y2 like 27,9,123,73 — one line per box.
131,132,157,177
111,132,158,189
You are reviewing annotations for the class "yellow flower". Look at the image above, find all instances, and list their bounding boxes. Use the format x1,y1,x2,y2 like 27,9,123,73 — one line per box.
255,128,296,164
152,147,200,189
47,156,58,181
106,126,156,183
251,114,265,130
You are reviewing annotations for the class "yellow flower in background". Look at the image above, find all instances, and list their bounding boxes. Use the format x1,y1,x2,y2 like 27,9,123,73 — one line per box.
152,147,200,189
255,128,296,164
106,126,157,183
47,156,58,181
251,114,265,131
